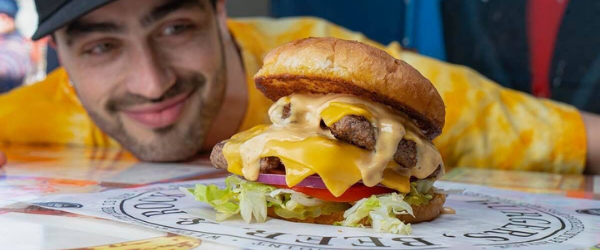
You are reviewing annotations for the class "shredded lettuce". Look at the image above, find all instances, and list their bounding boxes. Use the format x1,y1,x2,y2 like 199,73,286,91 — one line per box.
184,176,346,223
184,175,276,222
272,201,349,220
268,189,349,219
187,182,239,221
228,176,274,223
404,179,435,205
338,193,414,234
185,176,438,235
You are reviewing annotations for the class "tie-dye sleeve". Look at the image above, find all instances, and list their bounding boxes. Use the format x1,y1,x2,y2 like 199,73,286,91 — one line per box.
398,52,587,174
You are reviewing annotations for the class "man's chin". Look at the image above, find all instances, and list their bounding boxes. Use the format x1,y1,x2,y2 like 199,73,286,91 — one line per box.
127,140,201,162
133,151,197,162
116,126,203,162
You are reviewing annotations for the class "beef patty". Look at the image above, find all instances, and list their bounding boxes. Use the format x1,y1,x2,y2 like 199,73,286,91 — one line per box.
210,104,438,178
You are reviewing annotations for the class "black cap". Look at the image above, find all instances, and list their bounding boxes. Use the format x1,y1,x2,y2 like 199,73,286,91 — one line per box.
32,0,117,40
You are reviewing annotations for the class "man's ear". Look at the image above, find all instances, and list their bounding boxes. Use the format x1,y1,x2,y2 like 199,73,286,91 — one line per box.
47,35,64,65
215,0,230,40
48,35,57,49
216,0,227,18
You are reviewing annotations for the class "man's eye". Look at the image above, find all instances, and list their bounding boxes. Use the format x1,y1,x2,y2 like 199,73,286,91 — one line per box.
85,42,116,55
162,24,194,36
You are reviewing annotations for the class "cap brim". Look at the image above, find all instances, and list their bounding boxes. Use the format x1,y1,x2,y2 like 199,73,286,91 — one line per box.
31,0,117,40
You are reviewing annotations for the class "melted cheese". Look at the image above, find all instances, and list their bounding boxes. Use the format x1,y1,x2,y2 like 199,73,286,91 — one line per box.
403,132,444,179
222,94,443,197
321,102,373,126
381,162,411,193
263,137,365,197
441,207,456,214
223,125,270,176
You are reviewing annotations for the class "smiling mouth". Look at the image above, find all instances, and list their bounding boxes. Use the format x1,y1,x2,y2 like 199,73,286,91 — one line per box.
122,91,193,129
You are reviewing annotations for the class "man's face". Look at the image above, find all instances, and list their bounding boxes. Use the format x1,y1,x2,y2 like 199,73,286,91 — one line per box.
54,0,226,161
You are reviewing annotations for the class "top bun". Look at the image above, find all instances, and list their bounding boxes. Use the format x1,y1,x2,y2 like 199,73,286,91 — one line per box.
254,37,445,139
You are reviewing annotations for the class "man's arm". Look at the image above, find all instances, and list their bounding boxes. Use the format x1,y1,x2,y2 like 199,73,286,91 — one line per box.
583,112,600,175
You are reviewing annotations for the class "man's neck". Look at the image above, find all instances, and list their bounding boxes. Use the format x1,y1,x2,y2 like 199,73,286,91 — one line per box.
201,36,248,151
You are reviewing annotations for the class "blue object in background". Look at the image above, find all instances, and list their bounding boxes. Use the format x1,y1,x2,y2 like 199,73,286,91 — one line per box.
405,0,446,60
271,0,446,60
272,0,406,47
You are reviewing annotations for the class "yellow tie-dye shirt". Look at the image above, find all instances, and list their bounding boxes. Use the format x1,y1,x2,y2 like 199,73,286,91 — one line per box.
0,17,587,174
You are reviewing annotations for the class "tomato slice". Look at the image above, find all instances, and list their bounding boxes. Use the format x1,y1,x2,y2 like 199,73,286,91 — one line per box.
272,183,395,203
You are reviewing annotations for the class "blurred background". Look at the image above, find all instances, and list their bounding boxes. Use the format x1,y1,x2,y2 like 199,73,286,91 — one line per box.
3,0,599,113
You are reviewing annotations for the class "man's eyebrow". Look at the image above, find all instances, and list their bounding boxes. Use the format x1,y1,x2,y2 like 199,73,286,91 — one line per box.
141,0,205,27
64,21,124,46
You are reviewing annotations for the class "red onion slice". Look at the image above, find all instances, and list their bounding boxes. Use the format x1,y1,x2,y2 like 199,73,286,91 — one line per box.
256,174,328,189
256,173,388,189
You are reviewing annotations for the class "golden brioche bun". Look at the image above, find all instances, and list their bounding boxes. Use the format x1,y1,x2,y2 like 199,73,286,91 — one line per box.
254,37,445,139
267,193,446,225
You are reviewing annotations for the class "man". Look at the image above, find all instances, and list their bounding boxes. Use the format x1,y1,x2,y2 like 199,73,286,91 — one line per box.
0,0,32,93
0,0,598,174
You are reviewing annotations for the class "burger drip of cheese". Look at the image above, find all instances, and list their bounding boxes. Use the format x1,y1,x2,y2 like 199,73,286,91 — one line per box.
222,93,443,197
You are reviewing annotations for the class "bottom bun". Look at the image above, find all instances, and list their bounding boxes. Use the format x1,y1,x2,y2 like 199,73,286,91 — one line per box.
267,193,446,225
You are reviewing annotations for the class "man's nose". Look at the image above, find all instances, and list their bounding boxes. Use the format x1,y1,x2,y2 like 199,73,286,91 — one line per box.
126,45,176,99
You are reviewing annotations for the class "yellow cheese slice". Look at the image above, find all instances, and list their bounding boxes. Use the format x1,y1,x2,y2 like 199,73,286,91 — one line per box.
381,162,411,193
280,160,316,187
261,137,366,197
320,102,374,126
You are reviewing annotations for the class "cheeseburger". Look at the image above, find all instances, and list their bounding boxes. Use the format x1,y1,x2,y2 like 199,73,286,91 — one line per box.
186,37,446,234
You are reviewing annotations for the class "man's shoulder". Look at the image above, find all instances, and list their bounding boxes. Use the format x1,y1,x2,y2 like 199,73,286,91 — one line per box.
228,16,331,26
0,67,106,146
227,16,375,64
228,16,351,50
0,68,75,104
